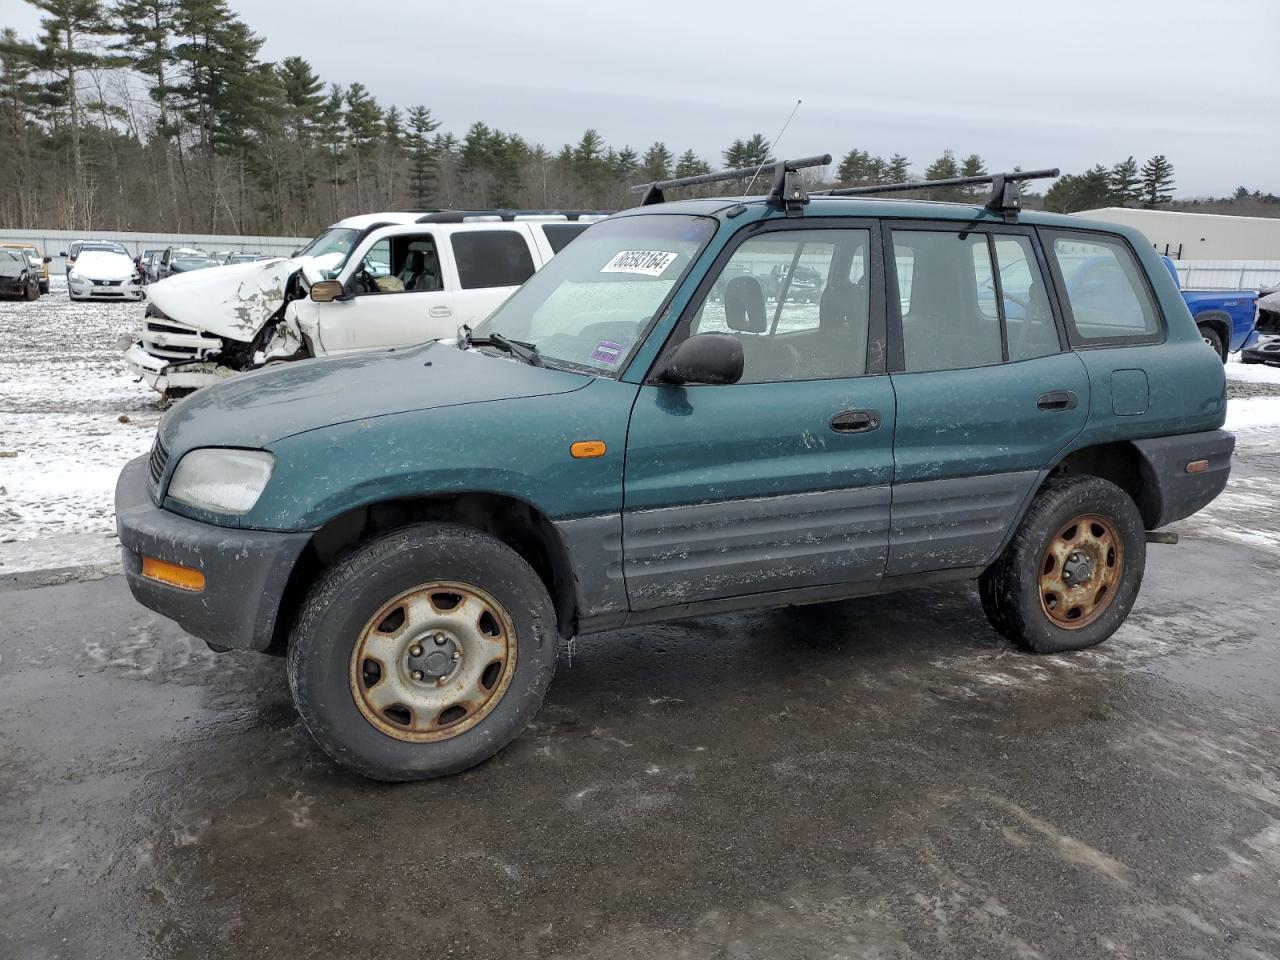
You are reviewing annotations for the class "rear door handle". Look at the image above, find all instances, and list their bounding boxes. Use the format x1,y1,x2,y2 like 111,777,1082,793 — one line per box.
429,305,453,318
1037,390,1078,412
829,409,881,434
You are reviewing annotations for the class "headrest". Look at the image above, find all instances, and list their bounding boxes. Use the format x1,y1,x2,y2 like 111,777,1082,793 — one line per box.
406,250,425,270
724,275,766,333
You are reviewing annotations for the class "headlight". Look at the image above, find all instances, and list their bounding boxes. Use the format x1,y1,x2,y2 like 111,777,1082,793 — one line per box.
167,448,274,514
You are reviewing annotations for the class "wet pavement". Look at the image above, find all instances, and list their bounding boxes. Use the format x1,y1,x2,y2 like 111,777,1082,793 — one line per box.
3,441,1280,959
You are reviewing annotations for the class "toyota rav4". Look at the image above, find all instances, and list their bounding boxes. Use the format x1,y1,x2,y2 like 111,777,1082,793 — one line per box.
115,157,1233,781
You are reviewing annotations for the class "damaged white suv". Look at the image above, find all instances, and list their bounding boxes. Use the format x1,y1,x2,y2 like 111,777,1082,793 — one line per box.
123,210,605,397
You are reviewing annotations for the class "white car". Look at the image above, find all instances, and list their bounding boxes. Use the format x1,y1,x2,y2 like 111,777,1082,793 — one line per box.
123,209,605,396
68,248,144,302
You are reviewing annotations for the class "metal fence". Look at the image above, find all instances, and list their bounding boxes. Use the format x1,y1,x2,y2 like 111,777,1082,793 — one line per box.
1173,260,1280,291
0,228,310,275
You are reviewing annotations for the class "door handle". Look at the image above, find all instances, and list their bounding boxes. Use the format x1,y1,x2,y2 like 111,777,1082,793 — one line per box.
1037,390,1078,411
829,409,881,434
429,305,453,318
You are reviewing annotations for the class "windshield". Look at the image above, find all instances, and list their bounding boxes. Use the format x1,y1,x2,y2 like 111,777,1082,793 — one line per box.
173,257,222,271
295,227,362,277
472,214,715,374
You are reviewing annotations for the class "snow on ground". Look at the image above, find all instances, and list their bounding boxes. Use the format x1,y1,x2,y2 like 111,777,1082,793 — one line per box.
1,282,1279,577
0,277,159,575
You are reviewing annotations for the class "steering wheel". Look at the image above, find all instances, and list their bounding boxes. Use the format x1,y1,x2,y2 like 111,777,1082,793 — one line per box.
355,268,379,293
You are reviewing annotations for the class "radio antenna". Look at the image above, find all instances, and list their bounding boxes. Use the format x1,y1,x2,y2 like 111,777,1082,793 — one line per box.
740,99,803,199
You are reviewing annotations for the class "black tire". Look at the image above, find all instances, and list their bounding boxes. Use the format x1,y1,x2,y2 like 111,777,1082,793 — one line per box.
979,476,1146,654
287,522,558,781
1198,324,1227,363
24,281,38,301
39,280,49,294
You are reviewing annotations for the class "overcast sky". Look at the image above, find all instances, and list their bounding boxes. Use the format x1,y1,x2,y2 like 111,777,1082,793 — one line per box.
4,0,1276,196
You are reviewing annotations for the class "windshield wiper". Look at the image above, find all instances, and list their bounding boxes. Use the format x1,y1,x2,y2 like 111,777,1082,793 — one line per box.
458,326,543,367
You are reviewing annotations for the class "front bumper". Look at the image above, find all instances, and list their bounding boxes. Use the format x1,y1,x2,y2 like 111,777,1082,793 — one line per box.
115,456,311,651
1132,429,1234,529
123,342,236,393
70,278,143,300
1241,336,1280,366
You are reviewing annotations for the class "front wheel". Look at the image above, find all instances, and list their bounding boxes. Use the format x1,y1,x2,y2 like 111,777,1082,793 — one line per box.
980,476,1146,654
287,522,558,781
24,282,38,301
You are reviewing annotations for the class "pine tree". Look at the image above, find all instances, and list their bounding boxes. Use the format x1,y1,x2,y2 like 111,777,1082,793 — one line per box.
739,133,771,168
406,105,440,208
886,154,910,182
674,149,710,178
640,141,672,181
836,148,872,185
1108,156,1141,207
1139,154,1175,207
27,0,113,224
343,82,381,208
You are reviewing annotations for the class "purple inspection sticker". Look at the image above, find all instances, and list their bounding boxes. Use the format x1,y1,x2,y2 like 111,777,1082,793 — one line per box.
590,340,624,365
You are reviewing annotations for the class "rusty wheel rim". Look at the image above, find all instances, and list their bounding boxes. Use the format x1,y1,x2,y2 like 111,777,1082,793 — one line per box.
349,581,517,742
1038,514,1124,630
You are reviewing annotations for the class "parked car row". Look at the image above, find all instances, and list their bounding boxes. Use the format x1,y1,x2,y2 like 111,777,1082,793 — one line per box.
1,241,51,294
0,248,45,300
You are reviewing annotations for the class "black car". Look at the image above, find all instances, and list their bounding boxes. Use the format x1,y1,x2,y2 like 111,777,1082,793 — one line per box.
765,263,823,302
0,249,41,300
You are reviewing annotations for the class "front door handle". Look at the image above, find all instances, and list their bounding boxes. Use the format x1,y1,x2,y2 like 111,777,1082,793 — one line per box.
429,305,453,318
1037,390,1078,412
829,409,881,434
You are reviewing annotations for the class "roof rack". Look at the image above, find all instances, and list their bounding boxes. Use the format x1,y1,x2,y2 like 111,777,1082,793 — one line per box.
413,209,612,224
630,154,833,215
817,168,1060,221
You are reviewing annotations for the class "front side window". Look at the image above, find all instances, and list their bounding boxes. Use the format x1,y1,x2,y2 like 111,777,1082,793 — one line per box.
473,214,715,374
350,234,441,295
1046,232,1160,342
451,231,535,289
893,230,1003,373
688,228,870,382
541,223,589,254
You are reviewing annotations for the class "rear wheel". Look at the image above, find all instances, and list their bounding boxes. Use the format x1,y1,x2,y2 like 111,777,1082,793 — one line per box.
1199,324,1227,362
24,281,38,301
287,522,558,781
39,280,49,294
980,476,1146,653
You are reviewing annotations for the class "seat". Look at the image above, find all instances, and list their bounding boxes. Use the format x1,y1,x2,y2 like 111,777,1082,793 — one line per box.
398,250,425,290
816,278,869,376
724,276,766,333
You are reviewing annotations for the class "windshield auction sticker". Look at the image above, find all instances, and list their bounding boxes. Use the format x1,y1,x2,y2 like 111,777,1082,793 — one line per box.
590,340,624,365
600,250,678,277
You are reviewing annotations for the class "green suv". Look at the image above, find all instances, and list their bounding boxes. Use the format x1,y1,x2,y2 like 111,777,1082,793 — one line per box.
116,160,1233,781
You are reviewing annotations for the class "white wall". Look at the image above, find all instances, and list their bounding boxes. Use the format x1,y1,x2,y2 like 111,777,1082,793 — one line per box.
1074,208,1280,261
0,228,310,275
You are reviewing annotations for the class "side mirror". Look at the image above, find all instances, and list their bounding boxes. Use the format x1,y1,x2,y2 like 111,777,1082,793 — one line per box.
59,251,67,258
660,333,744,386
43,256,52,264
310,279,345,303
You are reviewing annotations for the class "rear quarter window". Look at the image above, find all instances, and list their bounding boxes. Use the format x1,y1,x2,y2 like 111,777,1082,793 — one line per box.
451,231,536,289
541,223,589,254
1044,231,1161,344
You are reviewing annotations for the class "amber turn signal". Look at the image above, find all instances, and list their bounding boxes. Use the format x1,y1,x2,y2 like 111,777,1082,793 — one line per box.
570,440,607,459
141,556,206,592
1185,459,1210,474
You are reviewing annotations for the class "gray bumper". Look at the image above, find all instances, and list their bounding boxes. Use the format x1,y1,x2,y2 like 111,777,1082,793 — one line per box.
1132,429,1234,529
114,456,310,652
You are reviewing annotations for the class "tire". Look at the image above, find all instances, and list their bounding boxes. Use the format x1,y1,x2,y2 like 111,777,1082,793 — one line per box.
1199,324,1227,363
979,476,1146,654
39,280,49,295
287,522,558,781
24,282,38,301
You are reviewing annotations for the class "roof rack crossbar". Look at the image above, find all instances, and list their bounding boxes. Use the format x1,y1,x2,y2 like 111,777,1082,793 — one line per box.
414,209,613,223
817,167,1059,220
631,154,832,209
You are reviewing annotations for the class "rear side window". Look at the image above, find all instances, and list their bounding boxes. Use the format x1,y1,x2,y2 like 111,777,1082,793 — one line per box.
450,231,535,289
541,223,589,254
1045,232,1160,343
892,230,1003,373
